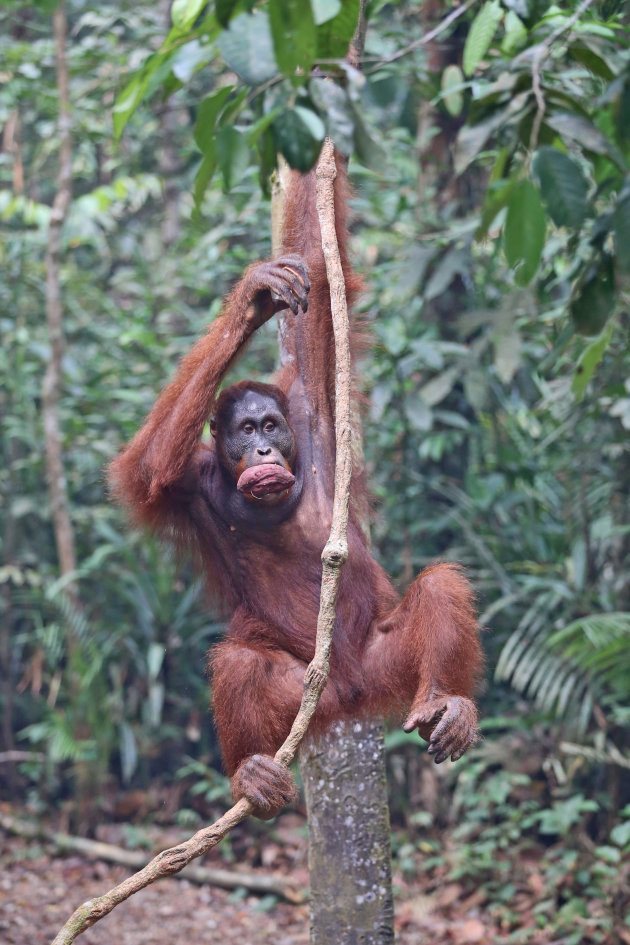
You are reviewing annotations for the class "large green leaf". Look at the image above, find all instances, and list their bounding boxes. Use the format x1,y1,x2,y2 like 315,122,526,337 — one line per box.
316,0,359,59
532,146,588,229
171,0,207,30
216,126,250,191
311,0,341,24
504,179,546,286
113,52,177,138
570,253,616,335
269,0,317,79
462,0,503,77
218,11,278,84
272,106,325,171
194,86,235,154
215,0,242,28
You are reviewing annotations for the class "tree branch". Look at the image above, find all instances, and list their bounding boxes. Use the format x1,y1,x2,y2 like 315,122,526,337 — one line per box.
49,139,352,945
362,0,480,73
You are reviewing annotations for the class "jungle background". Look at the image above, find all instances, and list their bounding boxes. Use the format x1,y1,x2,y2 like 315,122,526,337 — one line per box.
1,0,630,942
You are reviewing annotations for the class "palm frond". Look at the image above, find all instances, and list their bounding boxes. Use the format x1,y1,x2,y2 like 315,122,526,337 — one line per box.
497,610,630,731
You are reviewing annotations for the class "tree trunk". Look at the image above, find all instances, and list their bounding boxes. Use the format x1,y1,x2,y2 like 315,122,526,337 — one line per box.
159,0,181,248
42,1,100,833
0,438,17,791
300,720,394,945
42,0,77,593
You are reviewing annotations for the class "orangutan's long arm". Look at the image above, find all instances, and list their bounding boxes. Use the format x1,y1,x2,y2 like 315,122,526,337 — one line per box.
109,258,308,526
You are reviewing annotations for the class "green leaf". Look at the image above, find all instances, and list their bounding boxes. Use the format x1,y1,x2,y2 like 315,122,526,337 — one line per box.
194,86,235,154
246,107,283,145
404,394,433,432
615,77,630,146
501,10,526,54
171,39,216,82
311,0,342,25
568,40,615,80
441,64,465,118
113,51,178,137
418,367,459,407
119,722,138,785
193,151,217,211
218,87,248,125
351,103,385,170
494,323,522,384
171,0,207,30
113,74,149,139
570,253,616,335
216,126,250,191
309,77,355,155
462,0,503,77
596,845,621,864
316,0,360,59
611,821,630,847
425,248,468,300
532,147,588,228
147,642,166,680
256,127,277,195
504,179,546,285
613,179,630,275
215,0,242,28
269,0,317,79
218,11,278,84
547,112,626,172
476,154,516,240
454,110,505,176
571,323,613,400
272,106,325,171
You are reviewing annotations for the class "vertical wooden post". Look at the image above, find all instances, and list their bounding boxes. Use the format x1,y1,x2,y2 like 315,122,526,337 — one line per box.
301,719,394,944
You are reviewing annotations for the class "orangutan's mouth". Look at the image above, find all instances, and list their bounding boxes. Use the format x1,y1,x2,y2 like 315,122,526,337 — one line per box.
236,463,295,499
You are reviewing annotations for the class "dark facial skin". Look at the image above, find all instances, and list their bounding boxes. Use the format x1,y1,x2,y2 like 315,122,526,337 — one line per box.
212,392,296,505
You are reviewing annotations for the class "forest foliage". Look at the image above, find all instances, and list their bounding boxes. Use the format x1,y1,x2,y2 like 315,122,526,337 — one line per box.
1,1,630,941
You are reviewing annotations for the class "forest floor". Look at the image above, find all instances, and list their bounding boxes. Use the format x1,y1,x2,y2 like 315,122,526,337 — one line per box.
0,808,494,945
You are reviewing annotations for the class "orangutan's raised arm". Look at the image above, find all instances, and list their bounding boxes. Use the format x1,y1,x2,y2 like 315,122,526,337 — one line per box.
108,256,309,527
